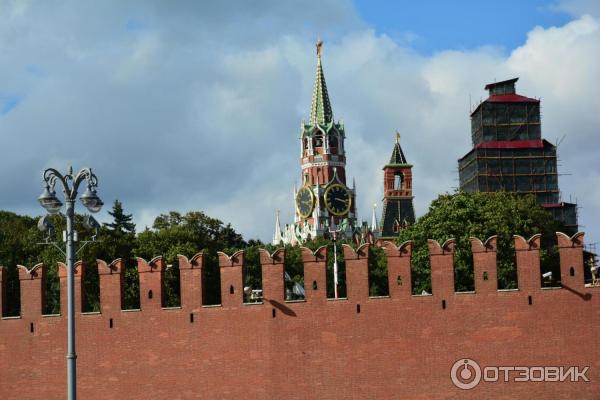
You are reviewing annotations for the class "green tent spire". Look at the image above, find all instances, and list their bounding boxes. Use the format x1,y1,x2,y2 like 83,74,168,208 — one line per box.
310,40,333,126
389,132,408,165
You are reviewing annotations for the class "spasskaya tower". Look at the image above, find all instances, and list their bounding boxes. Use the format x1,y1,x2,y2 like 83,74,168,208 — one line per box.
273,40,357,245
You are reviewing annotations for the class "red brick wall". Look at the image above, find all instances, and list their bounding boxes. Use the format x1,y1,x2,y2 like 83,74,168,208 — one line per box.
1,232,598,399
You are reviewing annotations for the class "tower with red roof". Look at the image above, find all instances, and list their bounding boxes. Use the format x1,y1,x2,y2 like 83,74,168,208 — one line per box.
458,78,578,233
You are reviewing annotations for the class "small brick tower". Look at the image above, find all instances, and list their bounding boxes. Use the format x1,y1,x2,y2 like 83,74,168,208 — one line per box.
380,133,415,239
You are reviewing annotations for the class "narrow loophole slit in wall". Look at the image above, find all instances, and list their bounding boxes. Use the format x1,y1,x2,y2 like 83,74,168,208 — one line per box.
272,308,276,318
229,285,234,295
528,295,532,305
148,290,153,300
442,300,446,309
109,318,113,329
356,304,361,314
190,313,194,323
30,322,34,333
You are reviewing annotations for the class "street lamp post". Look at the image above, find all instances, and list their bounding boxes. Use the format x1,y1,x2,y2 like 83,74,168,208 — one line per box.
38,167,103,400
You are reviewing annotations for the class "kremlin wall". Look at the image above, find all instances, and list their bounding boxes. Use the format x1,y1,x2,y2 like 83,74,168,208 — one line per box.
0,41,595,400
1,232,598,399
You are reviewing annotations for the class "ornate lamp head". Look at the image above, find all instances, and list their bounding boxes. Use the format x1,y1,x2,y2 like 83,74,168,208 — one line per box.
80,184,104,213
38,185,63,214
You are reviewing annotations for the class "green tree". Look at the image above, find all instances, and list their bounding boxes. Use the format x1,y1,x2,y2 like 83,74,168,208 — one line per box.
104,199,135,234
0,212,43,316
135,211,246,306
0,211,76,315
368,246,388,296
79,201,138,311
396,192,564,294
0,207,250,314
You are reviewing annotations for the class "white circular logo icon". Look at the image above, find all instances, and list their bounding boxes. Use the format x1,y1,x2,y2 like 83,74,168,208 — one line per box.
451,358,482,390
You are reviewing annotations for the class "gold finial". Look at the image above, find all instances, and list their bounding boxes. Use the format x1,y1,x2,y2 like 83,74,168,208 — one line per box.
395,131,401,144
316,38,323,57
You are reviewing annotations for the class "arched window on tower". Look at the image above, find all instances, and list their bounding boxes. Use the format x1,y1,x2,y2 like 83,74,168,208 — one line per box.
329,135,338,151
392,219,400,233
314,135,323,148
394,172,404,191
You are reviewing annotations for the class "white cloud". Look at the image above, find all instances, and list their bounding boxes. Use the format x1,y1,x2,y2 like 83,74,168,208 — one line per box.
505,15,600,237
0,1,598,249
553,0,600,17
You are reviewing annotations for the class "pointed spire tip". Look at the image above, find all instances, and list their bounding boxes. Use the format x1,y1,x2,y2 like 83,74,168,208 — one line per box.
309,38,333,125
389,131,408,164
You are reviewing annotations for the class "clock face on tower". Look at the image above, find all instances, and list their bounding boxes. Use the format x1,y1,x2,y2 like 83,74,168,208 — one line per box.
295,186,315,219
324,183,351,216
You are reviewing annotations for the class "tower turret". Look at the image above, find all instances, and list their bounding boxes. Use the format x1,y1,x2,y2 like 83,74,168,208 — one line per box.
273,210,283,245
380,133,415,239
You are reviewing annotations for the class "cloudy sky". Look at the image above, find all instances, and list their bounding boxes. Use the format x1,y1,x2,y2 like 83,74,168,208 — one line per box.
1,0,599,246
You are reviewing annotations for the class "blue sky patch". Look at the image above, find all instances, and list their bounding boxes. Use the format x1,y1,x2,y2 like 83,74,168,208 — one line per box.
25,64,46,78
354,0,572,54
0,95,20,115
126,17,145,32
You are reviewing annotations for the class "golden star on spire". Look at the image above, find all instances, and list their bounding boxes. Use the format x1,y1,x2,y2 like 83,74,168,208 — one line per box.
316,38,323,57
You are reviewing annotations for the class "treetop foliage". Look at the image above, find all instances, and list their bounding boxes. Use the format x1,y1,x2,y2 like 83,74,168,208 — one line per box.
397,191,563,293
0,204,249,314
104,200,135,234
